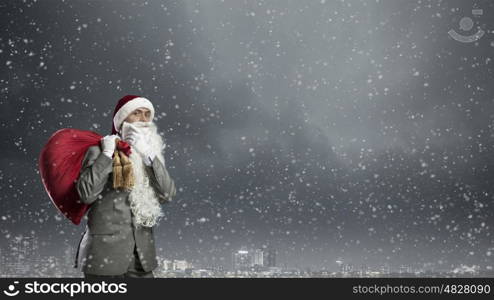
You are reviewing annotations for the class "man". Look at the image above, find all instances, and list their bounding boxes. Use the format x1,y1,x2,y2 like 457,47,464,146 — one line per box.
74,95,176,278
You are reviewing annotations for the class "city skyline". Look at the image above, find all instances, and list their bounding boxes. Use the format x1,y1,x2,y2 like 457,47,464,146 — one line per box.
0,232,491,277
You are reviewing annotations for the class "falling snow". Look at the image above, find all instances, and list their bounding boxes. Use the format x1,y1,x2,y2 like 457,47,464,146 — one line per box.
0,0,493,277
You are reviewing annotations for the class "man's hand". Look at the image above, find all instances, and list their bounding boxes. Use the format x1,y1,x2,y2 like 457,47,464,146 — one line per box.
100,134,119,158
122,122,141,145
124,124,157,166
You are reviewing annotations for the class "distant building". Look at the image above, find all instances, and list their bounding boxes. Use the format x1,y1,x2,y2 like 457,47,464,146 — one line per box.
253,249,263,266
162,259,174,271
399,265,413,274
340,263,354,274
359,264,369,276
233,247,253,271
263,248,276,267
453,265,480,276
160,259,193,272
174,260,191,271
5,232,40,276
0,248,3,272
380,264,390,275
232,246,278,271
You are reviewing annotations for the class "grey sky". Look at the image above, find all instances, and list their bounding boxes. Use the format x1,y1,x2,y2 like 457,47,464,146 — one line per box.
0,0,493,272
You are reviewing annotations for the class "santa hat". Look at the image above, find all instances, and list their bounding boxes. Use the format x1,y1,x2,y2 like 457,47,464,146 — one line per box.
112,95,155,134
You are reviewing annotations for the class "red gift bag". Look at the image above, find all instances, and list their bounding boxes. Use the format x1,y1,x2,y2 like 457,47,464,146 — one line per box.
38,128,131,225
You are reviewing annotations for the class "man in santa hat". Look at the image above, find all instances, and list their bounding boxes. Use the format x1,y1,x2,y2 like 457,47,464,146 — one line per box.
74,95,176,278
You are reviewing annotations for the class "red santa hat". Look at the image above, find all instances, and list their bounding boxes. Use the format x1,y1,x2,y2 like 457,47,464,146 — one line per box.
112,95,155,134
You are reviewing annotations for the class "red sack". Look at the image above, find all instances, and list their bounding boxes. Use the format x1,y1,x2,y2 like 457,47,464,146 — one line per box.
38,128,131,225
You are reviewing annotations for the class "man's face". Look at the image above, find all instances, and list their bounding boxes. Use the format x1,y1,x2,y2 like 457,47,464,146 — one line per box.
124,107,151,123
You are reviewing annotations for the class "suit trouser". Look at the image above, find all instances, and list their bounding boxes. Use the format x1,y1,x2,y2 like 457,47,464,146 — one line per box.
84,244,154,278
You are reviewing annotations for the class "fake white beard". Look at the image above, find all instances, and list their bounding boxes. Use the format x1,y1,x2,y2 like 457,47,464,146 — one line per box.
121,121,166,227
127,150,163,227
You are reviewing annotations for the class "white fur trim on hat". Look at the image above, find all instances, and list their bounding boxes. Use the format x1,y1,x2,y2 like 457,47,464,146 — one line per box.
113,97,155,133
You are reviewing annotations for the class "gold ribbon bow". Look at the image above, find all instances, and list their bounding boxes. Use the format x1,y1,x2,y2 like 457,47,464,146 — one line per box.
112,138,134,190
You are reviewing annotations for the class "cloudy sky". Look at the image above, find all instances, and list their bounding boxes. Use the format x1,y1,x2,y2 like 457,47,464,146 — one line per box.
1,0,493,273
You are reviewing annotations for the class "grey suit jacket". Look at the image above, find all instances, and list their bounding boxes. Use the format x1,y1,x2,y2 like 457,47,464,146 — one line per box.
74,145,176,275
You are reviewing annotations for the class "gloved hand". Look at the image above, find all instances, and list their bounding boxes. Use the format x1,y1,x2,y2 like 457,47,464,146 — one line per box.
121,122,141,145
100,134,119,158
124,124,157,166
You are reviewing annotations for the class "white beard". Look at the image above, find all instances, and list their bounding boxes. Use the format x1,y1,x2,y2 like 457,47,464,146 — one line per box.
120,121,166,227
